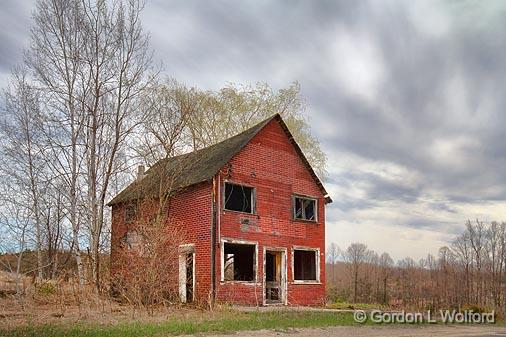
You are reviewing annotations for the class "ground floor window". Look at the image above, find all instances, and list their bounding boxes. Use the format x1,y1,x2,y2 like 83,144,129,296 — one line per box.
223,241,256,281
293,249,318,281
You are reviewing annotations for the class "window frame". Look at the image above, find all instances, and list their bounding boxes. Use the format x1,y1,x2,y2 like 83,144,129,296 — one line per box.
220,238,258,283
292,246,320,283
124,203,138,224
222,181,256,214
292,194,318,222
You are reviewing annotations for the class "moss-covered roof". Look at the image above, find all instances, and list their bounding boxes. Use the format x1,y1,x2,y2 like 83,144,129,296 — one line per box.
107,114,330,206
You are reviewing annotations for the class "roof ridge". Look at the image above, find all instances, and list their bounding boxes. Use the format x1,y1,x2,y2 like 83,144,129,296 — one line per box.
145,113,278,172
107,114,279,205
174,113,278,157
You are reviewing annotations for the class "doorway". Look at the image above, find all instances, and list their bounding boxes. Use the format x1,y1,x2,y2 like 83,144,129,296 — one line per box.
264,249,286,305
179,245,195,303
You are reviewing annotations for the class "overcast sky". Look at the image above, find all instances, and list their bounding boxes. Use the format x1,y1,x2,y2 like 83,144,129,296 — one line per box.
2,0,506,261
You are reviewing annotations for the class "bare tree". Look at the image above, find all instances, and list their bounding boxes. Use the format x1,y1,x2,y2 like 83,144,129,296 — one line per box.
112,111,195,312
327,220,506,315
1,68,46,281
139,80,328,180
24,0,154,288
466,219,485,304
0,193,31,298
327,242,340,283
452,231,472,304
133,78,200,165
343,243,370,303
78,0,154,289
26,0,88,284
378,252,393,304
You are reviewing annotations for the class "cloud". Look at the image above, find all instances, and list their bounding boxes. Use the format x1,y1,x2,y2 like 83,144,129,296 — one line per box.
2,0,506,260
0,1,32,74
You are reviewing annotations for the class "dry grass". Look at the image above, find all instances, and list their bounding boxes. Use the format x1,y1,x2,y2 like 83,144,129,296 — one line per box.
1,307,359,337
0,271,31,296
0,273,201,330
0,292,205,330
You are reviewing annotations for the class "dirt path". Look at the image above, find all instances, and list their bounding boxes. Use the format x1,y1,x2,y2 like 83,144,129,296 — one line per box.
195,325,506,337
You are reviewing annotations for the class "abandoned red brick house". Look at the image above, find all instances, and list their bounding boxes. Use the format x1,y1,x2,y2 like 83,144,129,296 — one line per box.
108,114,332,306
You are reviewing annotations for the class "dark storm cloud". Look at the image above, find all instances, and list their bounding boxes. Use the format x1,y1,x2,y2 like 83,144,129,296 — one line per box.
0,2,32,73
429,202,457,214
300,2,506,208
406,218,460,235
144,0,504,203
2,0,506,243
335,170,422,206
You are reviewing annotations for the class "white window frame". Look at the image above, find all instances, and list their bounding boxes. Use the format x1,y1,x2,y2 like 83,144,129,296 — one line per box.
292,194,318,222
292,246,320,284
220,238,258,284
178,244,195,303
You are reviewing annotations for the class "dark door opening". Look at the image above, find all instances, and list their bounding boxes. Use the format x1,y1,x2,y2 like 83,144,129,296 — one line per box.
185,253,193,302
265,250,283,304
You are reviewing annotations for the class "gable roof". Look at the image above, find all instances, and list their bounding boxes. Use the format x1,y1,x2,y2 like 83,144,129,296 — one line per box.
107,114,331,206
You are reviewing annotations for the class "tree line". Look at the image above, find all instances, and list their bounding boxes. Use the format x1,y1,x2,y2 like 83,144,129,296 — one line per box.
327,219,506,314
0,0,325,293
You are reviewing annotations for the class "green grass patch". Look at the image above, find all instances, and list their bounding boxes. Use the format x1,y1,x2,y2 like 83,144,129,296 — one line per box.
0,311,361,337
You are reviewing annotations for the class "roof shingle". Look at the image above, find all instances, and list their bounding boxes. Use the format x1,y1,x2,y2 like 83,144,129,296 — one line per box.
107,114,330,206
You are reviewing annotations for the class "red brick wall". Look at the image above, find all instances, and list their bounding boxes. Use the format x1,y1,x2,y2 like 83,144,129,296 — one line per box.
166,182,214,301
110,182,213,303
215,119,326,306
111,118,327,306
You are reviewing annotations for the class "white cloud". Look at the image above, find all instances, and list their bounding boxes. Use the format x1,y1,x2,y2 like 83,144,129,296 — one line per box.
3,0,506,263
326,219,452,261
406,0,451,38
429,136,480,169
330,30,385,101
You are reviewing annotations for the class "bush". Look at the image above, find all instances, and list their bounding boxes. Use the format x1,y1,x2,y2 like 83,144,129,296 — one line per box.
111,212,186,314
461,304,491,314
36,281,57,296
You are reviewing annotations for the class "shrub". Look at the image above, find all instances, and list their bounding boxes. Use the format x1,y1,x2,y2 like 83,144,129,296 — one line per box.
36,281,57,296
111,209,185,314
461,304,491,314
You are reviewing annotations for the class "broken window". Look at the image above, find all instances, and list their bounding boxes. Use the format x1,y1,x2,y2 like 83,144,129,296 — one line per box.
293,249,317,281
223,242,256,281
124,204,138,223
293,196,316,221
224,183,254,213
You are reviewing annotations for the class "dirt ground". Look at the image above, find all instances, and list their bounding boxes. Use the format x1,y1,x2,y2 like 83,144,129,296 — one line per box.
2,292,506,337
197,325,506,337
0,295,206,329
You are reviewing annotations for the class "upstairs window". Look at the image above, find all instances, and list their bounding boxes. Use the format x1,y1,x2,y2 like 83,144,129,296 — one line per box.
293,196,317,221
124,204,138,223
224,183,255,213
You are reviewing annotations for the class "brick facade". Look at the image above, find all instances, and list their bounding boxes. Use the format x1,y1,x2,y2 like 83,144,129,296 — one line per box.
111,117,327,306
